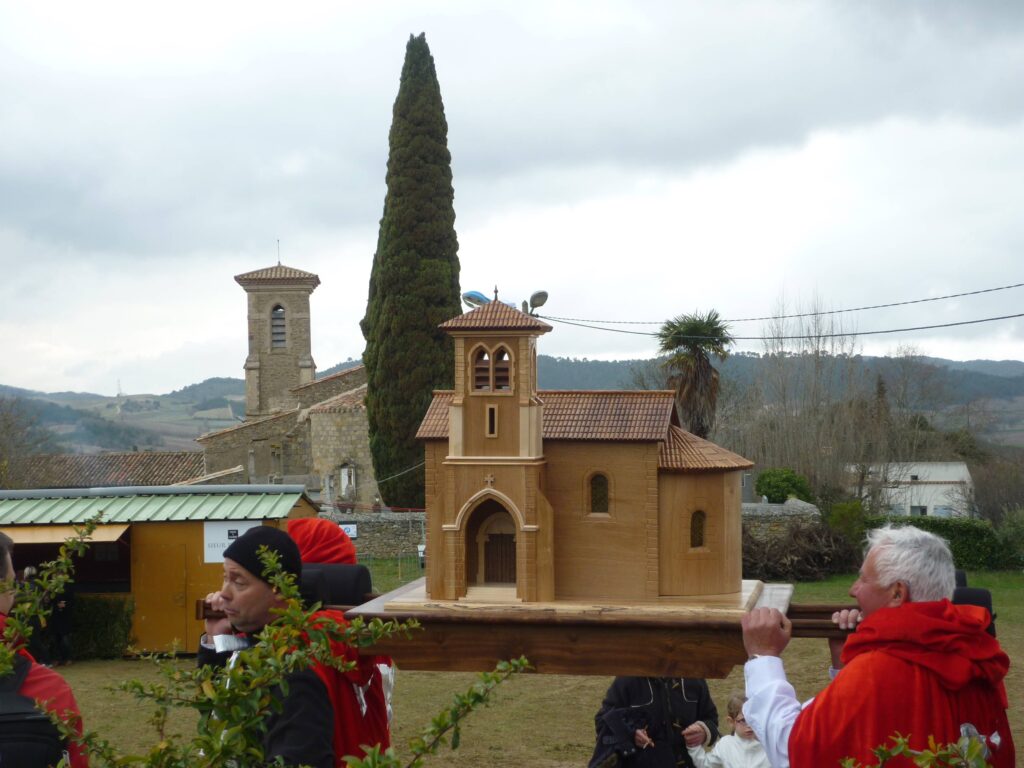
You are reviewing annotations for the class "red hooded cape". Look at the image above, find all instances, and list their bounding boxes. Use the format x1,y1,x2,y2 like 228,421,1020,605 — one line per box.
304,609,390,763
286,518,391,762
788,600,1015,768
287,518,357,566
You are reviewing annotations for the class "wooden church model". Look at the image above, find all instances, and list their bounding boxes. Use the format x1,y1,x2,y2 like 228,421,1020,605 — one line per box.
415,300,755,606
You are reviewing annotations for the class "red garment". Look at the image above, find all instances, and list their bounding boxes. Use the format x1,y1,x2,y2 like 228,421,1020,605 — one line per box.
789,600,1015,768
288,518,357,565
360,656,393,754
289,519,392,760
1,616,88,767
305,609,390,763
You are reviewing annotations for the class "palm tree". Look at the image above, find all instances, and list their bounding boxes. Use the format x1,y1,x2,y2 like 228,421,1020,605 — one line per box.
657,310,734,439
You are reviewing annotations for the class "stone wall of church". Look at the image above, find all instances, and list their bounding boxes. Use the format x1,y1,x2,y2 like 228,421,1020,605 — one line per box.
293,366,367,408
200,410,312,481
309,408,380,510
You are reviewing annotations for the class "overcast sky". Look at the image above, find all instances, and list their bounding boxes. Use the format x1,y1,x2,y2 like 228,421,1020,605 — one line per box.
2,1,1023,396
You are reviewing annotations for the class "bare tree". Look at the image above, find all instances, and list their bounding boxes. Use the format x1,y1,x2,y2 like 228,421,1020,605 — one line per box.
0,397,55,489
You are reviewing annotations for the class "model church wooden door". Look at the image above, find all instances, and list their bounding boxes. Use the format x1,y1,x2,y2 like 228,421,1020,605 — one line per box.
483,530,516,583
467,501,517,585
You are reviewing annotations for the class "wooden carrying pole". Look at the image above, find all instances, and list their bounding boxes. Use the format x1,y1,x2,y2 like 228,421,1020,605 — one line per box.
344,580,856,678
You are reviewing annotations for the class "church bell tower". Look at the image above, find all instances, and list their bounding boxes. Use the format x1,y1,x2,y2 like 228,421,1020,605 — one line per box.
234,264,320,418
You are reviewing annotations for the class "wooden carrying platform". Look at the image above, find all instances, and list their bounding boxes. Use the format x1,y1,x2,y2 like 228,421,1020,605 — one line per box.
346,579,847,678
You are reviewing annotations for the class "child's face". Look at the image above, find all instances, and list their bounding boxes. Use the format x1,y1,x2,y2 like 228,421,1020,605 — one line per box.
729,713,757,741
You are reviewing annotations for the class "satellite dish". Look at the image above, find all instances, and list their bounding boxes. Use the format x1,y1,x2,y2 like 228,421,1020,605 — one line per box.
462,290,490,309
529,291,548,312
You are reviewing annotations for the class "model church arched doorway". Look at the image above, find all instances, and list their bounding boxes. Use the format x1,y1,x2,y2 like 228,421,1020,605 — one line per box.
464,498,517,586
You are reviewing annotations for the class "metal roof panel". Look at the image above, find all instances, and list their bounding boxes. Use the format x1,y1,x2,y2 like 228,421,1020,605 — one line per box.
0,490,306,527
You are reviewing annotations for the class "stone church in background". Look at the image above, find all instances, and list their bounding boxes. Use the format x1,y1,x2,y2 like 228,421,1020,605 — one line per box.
198,264,380,509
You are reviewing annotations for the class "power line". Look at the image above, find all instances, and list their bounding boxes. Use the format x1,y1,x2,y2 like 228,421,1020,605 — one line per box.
374,460,426,485
538,312,1024,342
538,280,1024,325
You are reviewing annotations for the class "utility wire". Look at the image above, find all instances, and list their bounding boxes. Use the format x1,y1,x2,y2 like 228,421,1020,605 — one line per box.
538,312,1024,341
538,280,1024,325
374,460,426,486
369,296,1023,492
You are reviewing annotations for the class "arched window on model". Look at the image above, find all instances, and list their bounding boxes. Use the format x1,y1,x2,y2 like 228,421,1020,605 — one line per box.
690,510,706,548
271,305,286,348
474,348,491,390
590,473,609,514
493,347,511,391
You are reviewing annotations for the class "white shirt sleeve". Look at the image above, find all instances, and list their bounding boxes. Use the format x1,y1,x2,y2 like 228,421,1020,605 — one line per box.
743,656,809,768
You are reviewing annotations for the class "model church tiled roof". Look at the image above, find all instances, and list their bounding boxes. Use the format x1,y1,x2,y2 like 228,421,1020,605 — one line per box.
13,451,206,489
439,301,552,332
658,425,754,473
540,391,675,441
417,390,676,442
234,264,321,288
418,391,753,471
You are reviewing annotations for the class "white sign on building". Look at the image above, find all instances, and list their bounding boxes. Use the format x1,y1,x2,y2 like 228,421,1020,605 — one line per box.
340,523,357,539
203,520,264,564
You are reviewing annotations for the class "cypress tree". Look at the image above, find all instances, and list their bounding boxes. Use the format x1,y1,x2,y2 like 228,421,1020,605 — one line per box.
360,33,461,509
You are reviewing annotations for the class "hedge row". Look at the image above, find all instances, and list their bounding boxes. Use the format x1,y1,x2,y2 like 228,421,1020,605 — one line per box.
864,515,1021,571
70,594,135,659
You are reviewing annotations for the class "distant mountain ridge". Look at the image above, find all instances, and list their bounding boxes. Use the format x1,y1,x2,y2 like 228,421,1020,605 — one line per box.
3,353,1023,453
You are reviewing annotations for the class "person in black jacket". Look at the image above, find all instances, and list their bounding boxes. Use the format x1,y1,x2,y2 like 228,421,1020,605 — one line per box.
589,677,720,768
197,526,334,768
50,582,74,666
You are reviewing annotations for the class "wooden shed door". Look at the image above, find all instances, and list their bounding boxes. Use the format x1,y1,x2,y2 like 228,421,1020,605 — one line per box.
132,542,187,652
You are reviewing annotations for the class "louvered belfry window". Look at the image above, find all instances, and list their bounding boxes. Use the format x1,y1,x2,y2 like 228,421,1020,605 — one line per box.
271,305,286,348
493,347,511,390
474,349,491,390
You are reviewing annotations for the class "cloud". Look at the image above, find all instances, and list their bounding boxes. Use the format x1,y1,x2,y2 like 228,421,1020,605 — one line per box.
1,1,1023,394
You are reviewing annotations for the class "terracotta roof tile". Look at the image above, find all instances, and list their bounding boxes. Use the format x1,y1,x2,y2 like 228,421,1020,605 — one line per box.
14,452,206,489
440,302,552,333
542,391,675,441
659,425,754,472
416,392,454,439
234,264,321,288
309,384,367,413
417,390,675,442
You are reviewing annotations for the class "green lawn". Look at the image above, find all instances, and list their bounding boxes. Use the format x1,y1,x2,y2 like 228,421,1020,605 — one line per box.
60,571,1024,767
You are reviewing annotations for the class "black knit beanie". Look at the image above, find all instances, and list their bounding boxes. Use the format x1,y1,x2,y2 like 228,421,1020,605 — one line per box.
223,526,302,585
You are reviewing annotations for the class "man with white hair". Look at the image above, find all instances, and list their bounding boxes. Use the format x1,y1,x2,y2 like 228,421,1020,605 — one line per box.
741,524,1015,768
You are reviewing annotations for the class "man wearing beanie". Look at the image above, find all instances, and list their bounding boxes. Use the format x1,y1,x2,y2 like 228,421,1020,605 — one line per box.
198,524,340,768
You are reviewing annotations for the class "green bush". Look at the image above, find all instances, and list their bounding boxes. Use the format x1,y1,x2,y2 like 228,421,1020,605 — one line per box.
827,499,867,544
71,594,134,659
755,468,814,504
864,515,1017,571
993,507,1024,570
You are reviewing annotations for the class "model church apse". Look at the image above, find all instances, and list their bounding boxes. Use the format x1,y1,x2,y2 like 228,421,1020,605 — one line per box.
414,299,755,607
